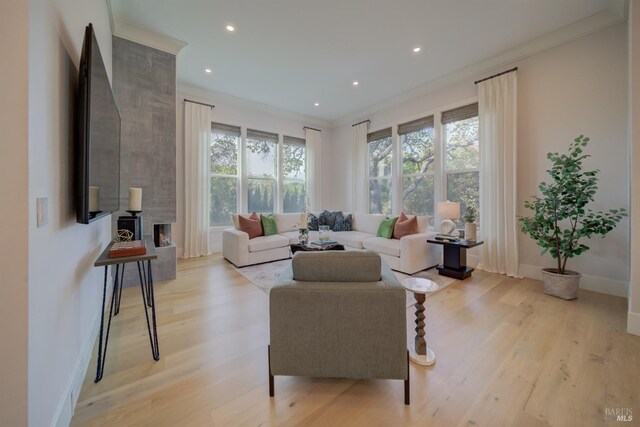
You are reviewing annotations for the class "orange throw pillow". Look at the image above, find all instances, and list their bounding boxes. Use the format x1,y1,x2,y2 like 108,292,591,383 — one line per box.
239,212,263,239
393,212,418,239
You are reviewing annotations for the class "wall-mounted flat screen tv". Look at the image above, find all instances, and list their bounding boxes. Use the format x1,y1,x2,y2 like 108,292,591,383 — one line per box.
76,23,121,224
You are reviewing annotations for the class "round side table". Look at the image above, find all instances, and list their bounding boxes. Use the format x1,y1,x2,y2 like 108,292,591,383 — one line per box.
401,277,440,366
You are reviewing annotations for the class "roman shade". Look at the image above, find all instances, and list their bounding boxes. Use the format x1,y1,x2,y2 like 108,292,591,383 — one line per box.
397,116,434,135
367,127,392,143
211,122,240,137
283,136,305,146
247,129,278,143
441,103,479,125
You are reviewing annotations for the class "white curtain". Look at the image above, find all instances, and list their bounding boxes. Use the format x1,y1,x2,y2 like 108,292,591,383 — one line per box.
183,102,212,258
305,128,322,211
352,122,369,213
477,71,520,277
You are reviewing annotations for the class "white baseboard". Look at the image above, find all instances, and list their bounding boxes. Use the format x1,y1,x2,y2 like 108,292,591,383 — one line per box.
518,263,628,298
52,275,111,427
628,311,640,336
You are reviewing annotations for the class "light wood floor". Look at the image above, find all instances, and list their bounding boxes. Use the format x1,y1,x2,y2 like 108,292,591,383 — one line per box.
71,254,639,427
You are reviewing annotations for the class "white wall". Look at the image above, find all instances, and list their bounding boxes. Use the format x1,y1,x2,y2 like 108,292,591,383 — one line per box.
628,1,640,335
28,1,113,426
176,83,331,254
326,24,629,296
0,2,29,425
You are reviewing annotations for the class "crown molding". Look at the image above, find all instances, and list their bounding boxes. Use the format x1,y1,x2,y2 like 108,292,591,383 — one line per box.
178,82,332,130
107,0,187,55
332,8,627,128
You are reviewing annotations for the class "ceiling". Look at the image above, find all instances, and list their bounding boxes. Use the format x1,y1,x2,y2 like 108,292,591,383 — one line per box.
109,0,618,121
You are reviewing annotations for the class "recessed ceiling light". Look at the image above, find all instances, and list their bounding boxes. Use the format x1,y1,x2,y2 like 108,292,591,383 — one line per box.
226,25,235,32
353,81,359,86
413,47,421,53
314,102,320,107
204,68,212,74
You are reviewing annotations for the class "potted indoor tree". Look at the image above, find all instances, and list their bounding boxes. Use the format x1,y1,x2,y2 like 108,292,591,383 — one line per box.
519,135,626,300
463,206,477,241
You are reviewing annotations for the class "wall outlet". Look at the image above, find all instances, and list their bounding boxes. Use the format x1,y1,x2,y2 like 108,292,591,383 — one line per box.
36,197,48,227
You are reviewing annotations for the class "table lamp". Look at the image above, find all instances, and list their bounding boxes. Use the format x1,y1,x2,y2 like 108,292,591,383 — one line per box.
438,201,460,235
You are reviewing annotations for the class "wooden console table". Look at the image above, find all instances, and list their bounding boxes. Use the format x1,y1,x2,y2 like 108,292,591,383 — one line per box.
427,239,484,280
93,235,160,382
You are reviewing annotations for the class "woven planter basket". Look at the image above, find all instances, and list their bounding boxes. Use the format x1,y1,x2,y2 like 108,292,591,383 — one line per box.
541,268,581,300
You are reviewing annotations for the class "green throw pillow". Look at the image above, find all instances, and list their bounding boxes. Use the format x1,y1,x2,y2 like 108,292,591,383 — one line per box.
377,217,398,239
261,214,278,236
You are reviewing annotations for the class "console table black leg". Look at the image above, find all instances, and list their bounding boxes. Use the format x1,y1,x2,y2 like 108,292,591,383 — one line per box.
95,265,118,382
141,262,152,307
137,261,160,361
148,260,160,359
115,263,125,314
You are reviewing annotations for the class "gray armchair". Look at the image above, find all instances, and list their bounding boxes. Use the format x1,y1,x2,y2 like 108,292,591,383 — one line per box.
268,250,410,404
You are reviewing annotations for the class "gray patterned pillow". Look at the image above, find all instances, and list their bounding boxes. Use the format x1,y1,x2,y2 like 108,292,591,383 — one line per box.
318,210,338,229
333,212,352,232
307,213,319,231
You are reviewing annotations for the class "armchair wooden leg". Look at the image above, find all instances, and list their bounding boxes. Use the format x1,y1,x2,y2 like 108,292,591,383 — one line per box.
268,345,274,397
405,350,410,405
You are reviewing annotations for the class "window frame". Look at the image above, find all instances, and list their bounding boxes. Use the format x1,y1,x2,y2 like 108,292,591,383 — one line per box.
367,129,393,215
282,136,307,213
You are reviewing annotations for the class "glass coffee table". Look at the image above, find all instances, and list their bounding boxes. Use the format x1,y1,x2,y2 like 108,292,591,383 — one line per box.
401,277,440,366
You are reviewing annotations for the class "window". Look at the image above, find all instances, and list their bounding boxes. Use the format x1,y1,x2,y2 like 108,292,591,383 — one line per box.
442,103,479,222
399,116,435,224
246,129,278,213
210,122,240,226
368,128,393,214
282,136,306,213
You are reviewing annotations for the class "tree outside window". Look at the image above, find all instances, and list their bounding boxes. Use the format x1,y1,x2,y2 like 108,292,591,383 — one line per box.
444,115,480,224
401,124,435,224
246,131,278,213
210,125,240,226
283,136,306,213
368,132,392,215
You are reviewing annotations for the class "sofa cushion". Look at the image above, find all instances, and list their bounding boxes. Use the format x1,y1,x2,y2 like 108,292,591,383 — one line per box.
318,210,340,229
292,251,382,282
238,213,263,239
307,213,319,231
332,212,353,231
352,213,386,235
274,213,302,233
394,212,418,239
248,234,289,252
261,214,278,236
232,212,259,230
363,237,401,258
332,231,375,249
377,217,398,239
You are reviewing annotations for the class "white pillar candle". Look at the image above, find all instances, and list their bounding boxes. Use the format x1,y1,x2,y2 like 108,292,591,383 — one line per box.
129,187,142,211
89,186,99,212
300,212,308,228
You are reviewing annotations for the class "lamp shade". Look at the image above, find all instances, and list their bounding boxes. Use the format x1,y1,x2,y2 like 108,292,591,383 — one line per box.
438,201,460,219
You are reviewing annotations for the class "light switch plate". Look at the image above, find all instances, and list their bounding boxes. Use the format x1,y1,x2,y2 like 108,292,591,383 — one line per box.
36,197,48,227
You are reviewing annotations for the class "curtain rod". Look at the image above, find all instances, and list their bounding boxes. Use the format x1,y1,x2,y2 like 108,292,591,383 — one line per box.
474,67,518,85
303,126,321,132
352,119,371,127
184,98,215,109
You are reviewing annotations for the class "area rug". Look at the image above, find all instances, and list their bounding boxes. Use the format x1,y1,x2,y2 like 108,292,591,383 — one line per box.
232,260,455,306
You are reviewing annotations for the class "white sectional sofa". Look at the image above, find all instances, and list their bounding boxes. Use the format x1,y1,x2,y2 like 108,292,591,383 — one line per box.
222,212,441,275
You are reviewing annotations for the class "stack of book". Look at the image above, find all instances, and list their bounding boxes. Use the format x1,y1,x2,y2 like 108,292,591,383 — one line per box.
434,234,460,242
109,239,147,258
309,239,338,249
